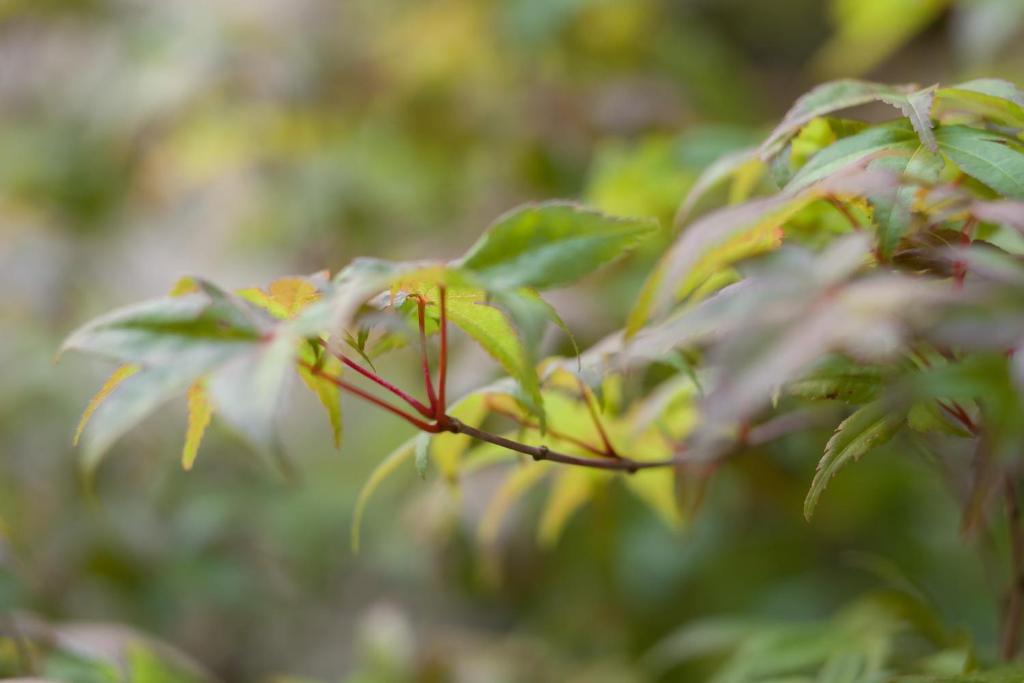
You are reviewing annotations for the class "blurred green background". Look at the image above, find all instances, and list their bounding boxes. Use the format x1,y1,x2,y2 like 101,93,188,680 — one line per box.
2,0,1024,680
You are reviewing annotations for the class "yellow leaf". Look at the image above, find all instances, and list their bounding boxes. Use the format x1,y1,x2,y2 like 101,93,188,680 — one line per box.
168,277,199,297
237,277,321,320
677,223,784,300
478,462,550,548
74,365,139,446
182,380,213,470
430,393,487,481
268,278,320,317
297,353,344,449
538,468,594,546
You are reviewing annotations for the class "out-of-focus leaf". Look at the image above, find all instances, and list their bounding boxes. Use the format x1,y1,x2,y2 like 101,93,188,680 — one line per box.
787,121,920,191
537,467,593,546
297,345,344,449
430,392,488,482
676,147,759,223
899,85,939,153
760,80,918,158
478,462,550,547
76,364,202,476
812,0,950,78
413,432,431,480
785,358,883,404
456,201,658,290
936,80,1024,128
237,276,321,320
805,401,905,519
59,291,263,368
935,126,1024,199
73,364,139,446
351,435,418,553
181,380,212,471
872,145,946,258
208,332,296,460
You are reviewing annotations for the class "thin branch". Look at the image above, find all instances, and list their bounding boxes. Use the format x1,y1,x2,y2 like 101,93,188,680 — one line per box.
577,376,619,458
1002,475,1024,660
416,296,439,412
303,362,442,433
437,286,448,419
483,397,612,459
319,342,434,419
448,418,661,472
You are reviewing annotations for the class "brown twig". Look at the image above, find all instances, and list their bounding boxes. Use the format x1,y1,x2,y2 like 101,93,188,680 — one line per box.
577,376,620,458
1002,475,1024,660
483,397,612,459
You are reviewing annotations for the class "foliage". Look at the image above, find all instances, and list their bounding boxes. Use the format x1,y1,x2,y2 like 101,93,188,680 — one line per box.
57,75,1024,680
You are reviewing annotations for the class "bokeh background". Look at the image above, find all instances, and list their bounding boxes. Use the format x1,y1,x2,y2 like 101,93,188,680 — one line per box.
2,0,1024,681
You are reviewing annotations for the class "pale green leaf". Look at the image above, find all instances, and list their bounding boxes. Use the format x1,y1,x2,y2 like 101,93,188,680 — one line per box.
414,432,430,480
444,291,544,420
351,435,418,553
457,201,658,290
936,125,1024,199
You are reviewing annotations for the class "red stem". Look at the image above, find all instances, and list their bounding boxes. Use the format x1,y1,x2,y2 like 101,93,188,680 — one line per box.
416,296,439,412
437,286,448,420
303,362,441,433
316,340,434,418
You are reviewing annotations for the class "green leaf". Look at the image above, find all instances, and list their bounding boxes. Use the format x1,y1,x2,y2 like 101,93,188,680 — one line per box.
936,125,1024,199
414,432,431,480
935,78,1024,129
444,290,544,420
785,360,883,404
804,401,905,519
351,435,418,553
760,80,918,157
60,289,263,368
457,201,658,290
811,1,948,78
897,85,938,152
787,121,920,191
478,462,550,547
871,144,946,258
676,147,759,223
